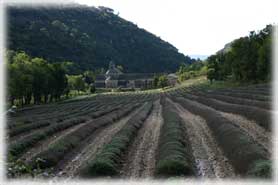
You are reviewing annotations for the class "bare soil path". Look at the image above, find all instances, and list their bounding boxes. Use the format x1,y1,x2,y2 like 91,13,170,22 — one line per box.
120,100,163,179
54,105,143,179
167,97,236,178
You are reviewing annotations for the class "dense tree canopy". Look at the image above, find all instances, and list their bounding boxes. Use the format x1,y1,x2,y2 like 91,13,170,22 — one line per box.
7,4,195,74
7,51,68,106
206,25,272,83
7,50,101,107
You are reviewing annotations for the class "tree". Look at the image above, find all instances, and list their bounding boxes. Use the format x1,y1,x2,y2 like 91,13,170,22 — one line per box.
49,63,68,101
8,6,196,74
31,57,49,104
153,75,159,88
199,65,208,76
177,63,187,75
205,25,272,83
7,51,33,106
207,68,215,84
83,70,95,85
7,51,69,106
257,34,271,81
157,75,168,88
75,75,86,93
67,75,85,94
90,84,96,93
206,55,220,82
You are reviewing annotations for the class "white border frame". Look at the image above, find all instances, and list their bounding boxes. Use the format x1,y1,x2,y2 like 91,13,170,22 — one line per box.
0,1,277,185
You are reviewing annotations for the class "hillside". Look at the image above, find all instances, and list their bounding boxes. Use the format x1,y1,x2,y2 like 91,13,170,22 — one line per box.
7,4,194,74
206,25,272,83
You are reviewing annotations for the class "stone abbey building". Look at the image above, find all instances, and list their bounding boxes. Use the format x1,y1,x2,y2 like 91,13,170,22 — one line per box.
95,62,156,89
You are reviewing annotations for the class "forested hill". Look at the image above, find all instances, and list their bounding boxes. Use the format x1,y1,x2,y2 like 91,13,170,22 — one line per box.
7,4,194,74
206,25,272,83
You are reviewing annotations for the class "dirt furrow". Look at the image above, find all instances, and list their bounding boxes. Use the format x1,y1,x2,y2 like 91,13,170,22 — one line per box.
19,123,86,163
55,106,143,179
168,98,236,178
120,100,163,179
219,112,272,156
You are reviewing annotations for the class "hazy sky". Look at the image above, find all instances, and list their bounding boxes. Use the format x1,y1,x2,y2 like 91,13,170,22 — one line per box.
72,0,277,56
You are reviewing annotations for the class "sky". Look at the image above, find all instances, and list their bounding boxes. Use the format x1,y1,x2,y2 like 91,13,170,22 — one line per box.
70,0,278,57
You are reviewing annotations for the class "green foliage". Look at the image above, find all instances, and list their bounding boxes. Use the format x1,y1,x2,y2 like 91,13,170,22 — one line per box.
206,25,272,83
156,159,191,176
50,63,68,100
207,68,215,84
177,61,206,83
83,70,95,84
7,5,195,73
7,51,33,106
153,75,159,87
178,72,190,82
206,54,227,82
152,75,169,88
7,51,68,106
199,65,208,75
90,84,96,93
67,75,86,93
84,158,118,177
257,36,271,81
157,75,168,88
247,160,271,178
7,158,35,178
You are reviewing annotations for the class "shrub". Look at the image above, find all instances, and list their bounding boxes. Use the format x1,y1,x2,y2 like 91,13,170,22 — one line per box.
8,117,87,158
190,88,270,110
9,121,51,137
171,96,269,177
80,102,153,177
156,159,191,176
182,92,271,131
247,160,272,178
155,98,193,177
30,103,140,169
